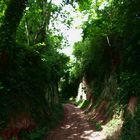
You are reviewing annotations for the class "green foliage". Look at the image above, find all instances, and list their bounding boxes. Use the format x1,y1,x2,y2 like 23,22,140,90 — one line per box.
78,100,90,109
119,98,140,140
77,0,92,11
0,42,67,138
88,119,102,131
118,73,140,103
18,105,64,140
0,0,69,137
0,0,7,23
71,0,140,98
0,0,140,139
59,60,82,100
19,127,48,140
70,0,140,139
16,0,61,46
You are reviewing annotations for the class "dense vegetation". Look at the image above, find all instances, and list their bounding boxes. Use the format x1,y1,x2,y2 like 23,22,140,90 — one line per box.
70,0,140,139
0,0,69,139
0,0,140,139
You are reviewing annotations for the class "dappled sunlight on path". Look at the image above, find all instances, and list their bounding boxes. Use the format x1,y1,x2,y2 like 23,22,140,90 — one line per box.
44,104,106,140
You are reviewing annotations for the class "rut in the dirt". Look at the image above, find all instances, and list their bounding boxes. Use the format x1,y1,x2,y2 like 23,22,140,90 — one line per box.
44,103,105,140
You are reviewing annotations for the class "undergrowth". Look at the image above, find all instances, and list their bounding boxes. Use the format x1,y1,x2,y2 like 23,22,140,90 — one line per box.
88,119,102,131
118,98,140,140
18,104,64,140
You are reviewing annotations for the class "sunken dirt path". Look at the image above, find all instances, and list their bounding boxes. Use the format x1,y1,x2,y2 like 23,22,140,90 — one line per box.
44,103,105,140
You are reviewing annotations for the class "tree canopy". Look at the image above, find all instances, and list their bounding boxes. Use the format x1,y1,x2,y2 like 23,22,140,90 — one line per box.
0,0,140,139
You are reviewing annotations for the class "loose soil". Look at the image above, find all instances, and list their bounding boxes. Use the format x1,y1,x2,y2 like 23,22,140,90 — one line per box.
44,103,106,140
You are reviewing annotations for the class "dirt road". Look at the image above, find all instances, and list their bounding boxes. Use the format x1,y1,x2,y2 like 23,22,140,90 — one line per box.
44,103,105,140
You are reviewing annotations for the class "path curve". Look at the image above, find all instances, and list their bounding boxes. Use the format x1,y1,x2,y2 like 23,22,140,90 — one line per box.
44,103,105,140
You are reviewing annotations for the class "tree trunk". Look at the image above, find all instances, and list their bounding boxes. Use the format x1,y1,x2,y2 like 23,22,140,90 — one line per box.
0,0,27,72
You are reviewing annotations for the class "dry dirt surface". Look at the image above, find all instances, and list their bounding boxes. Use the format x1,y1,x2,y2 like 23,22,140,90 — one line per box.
44,103,106,140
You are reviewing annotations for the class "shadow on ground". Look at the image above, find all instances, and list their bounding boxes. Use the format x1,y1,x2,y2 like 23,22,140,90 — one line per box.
44,104,104,140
